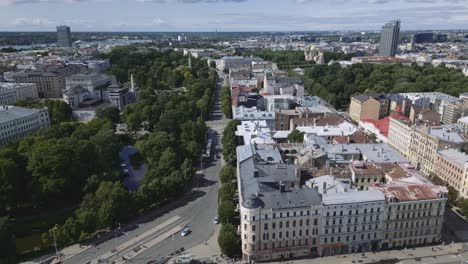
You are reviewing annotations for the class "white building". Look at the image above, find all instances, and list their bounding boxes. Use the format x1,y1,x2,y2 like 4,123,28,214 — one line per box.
0,83,39,105
0,105,50,146
320,190,386,256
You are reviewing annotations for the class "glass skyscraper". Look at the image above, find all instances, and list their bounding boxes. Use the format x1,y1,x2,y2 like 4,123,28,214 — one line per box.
57,25,72,47
379,20,400,57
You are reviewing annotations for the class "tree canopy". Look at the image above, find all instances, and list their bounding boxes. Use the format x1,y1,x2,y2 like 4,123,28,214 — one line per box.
303,62,468,110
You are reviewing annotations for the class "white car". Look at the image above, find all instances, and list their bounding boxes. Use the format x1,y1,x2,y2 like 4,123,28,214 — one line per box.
181,228,191,237
213,216,219,224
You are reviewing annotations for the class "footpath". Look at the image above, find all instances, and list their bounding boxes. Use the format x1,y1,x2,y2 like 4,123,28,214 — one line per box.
186,237,467,264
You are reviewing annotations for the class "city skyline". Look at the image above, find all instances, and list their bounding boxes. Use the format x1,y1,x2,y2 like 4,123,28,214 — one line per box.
0,0,467,32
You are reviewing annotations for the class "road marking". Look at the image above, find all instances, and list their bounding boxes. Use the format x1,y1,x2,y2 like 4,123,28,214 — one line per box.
90,215,181,263
115,222,189,263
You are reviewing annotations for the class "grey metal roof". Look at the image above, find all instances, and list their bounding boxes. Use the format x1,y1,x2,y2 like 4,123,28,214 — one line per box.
237,144,322,210
322,190,385,205
0,106,45,123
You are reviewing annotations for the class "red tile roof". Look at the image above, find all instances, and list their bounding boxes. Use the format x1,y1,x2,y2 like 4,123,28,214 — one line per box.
361,109,409,137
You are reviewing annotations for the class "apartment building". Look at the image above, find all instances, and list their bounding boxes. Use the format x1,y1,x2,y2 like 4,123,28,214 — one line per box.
12,64,82,98
350,161,385,190
349,94,388,122
320,190,386,255
376,184,447,249
387,117,413,158
435,149,468,198
442,100,468,124
237,144,322,262
408,125,467,176
0,105,50,146
0,82,38,105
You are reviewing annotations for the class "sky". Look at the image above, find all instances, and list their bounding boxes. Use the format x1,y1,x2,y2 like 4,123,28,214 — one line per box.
0,0,467,32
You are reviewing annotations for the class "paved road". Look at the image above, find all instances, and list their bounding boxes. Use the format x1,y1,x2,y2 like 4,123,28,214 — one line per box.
61,73,229,264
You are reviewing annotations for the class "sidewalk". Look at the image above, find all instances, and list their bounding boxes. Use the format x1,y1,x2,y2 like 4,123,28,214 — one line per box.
184,236,467,264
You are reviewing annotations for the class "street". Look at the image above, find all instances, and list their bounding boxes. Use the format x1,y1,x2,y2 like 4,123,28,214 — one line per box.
56,73,229,264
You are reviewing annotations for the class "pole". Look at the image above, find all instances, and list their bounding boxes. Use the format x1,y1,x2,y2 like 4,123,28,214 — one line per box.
172,234,175,255
52,227,58,258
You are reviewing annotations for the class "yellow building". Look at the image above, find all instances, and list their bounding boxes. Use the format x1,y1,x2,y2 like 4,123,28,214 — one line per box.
349,94,388,122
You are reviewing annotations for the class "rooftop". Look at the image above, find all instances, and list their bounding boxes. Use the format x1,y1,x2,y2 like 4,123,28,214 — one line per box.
438,148,468,168
322,190,385,205
375,184,447,202
0,105,46,123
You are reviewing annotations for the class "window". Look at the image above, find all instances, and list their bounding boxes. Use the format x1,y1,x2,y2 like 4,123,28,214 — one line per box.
264,223,268,230
252,225,256,231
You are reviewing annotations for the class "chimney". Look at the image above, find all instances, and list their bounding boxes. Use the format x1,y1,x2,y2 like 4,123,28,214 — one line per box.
280,181,286,192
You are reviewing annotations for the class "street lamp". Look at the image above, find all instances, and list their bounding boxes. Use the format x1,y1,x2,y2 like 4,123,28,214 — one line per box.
52,225,59,259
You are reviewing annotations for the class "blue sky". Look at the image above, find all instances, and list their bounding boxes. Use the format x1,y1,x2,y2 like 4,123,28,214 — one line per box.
0,0,467,31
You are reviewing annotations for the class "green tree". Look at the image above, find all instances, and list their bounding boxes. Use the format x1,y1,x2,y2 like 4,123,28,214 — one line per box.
287,129,305,143
218,200,236,225
0,216,16,263
218,223,241,257
96,106,121,124
219,165,235,184
222,120,240,165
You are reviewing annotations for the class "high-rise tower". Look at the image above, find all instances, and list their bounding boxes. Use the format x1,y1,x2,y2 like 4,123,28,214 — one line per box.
57,25,72,47
379,20,400,57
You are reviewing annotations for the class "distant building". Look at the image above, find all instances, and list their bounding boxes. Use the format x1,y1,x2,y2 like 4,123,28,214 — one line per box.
64,72,116,109
351,56,410,64
57,25,72,47
349,94,389,122
379,20,401,57
12,64,82,98
413,33,434,43
0,83,38,104
105,84,137,111
0,106,50,146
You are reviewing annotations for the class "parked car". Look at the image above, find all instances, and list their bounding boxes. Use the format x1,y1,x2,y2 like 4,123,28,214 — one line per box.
181,228,191,237
213,216,219,224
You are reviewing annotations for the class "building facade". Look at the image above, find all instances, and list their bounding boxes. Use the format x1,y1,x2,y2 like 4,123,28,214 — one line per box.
12,64,82,98
57,25,72,47
0,106,50,146
387,117,413,158
435,149,468,198
379,20,401,57
320,191,386,256
0,83,39,105
349,94,388,122
377,185,447,249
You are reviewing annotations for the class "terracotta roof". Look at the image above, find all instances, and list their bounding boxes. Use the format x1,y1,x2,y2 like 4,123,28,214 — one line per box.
376,185,441,201
361,111,409,137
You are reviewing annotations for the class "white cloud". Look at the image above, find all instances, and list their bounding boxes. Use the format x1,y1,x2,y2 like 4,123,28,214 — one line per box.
12,17,55,26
